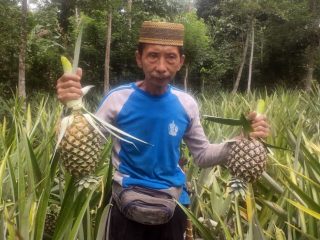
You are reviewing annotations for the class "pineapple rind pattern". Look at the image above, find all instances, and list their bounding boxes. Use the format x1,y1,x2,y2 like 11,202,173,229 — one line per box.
226,138,267,183
59,112,103,178
44,204,61,236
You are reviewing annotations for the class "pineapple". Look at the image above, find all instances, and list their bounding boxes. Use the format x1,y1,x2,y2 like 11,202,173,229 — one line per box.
225,138,267,183
204,99,268,184
59,111,102,179
44,204,61,236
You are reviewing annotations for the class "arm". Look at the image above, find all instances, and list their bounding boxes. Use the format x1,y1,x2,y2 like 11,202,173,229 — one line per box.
183,100,229,168
183,119,230,168
183,102,270,168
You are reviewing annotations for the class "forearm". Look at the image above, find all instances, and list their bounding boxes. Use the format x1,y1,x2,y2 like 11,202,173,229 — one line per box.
186,140,229,168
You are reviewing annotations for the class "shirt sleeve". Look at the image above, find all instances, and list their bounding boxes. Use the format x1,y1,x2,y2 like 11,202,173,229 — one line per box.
183,99,229,168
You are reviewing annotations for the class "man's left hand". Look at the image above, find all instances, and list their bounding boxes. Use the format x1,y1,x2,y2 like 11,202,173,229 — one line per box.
247,112,270,139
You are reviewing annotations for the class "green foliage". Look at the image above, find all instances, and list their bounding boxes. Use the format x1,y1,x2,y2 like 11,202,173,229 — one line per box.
0,2,21,87
183,86,320,239
1,86,320,238
197,0,320,90
0,93,113,239
1,0,320,95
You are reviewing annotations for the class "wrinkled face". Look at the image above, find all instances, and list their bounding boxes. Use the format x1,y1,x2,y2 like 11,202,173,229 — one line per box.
135,44,185,89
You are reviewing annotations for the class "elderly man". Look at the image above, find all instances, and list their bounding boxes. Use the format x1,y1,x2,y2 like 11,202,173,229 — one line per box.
57,21,269,240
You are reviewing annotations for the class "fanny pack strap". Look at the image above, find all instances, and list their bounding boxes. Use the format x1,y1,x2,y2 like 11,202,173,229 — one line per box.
112,182,182,200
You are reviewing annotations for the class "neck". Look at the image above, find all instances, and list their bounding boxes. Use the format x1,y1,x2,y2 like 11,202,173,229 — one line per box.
136,80,168,95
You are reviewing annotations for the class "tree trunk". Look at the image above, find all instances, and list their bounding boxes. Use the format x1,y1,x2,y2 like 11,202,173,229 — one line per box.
232,31,249,94
18,0,27,98
303,0,319,91
304,66,314,91
247,20,255,94
104,11,112,93
304,46,316,91
183,64,189,91
128,0,132,30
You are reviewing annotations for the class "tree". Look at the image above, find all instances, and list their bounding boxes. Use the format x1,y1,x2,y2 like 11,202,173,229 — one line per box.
104,9,112,93
0,1,20,93
18,0,28,98
128,0,132,30
104,0,121,92
177,12,211,91
303,0,320,91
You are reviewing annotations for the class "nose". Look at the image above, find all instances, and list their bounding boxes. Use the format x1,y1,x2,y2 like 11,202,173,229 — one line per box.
155,57,167,74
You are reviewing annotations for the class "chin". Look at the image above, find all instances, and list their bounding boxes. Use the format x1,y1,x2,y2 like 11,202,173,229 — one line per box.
153,78,171,87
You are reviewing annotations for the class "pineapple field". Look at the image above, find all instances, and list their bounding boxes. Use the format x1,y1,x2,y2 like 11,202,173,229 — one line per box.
0,86,319,240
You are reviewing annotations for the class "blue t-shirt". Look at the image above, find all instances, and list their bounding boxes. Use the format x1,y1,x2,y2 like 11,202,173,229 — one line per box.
96,82,227,204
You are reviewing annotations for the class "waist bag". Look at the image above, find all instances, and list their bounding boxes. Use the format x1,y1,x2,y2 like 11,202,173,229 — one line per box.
112,182,182,225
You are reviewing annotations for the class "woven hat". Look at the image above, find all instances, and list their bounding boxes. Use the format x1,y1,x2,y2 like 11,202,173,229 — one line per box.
139,21,184,46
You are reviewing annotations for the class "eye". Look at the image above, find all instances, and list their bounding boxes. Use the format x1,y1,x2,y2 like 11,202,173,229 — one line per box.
148,53,158,59
166,54,178,62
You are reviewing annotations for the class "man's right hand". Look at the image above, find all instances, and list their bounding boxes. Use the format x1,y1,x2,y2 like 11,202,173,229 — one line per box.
56,68,83,104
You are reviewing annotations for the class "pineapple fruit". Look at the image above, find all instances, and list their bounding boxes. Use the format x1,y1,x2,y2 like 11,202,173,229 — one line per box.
225,138,267,183
204,99,268,184
44,204,61,236
59,111,103,179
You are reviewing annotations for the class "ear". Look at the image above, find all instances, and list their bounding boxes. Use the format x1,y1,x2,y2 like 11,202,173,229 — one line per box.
135,50,142,69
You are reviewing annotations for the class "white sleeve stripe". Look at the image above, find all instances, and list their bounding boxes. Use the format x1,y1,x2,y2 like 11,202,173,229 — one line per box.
96,83,133,112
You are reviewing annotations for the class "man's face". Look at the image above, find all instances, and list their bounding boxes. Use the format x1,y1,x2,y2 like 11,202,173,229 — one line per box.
135,44,185,88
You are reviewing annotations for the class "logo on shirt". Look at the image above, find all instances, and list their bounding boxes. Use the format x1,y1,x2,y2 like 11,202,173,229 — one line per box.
168,121,178,136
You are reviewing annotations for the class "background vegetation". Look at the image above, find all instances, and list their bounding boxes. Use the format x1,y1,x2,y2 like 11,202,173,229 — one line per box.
1,0,319,96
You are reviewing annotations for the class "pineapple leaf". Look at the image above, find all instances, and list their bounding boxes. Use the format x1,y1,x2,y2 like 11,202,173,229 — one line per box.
84,108,152,146
203,115,242,126
260,140,292,151
203,114,253,134
54,115,74,155
286,199,320,220
82,114,108,141
72,19,84,74
240,113,253,134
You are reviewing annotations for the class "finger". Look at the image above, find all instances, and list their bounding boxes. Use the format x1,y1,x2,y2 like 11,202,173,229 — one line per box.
57,80,82,90
249,131,269,139
246,111,257,121
252,125,269,134
251,121,269,129
57,92,83,103
57,86,82,96
57,73,81,84
76,67,82,78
